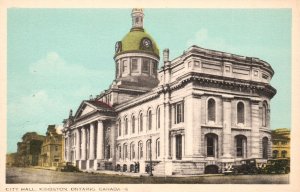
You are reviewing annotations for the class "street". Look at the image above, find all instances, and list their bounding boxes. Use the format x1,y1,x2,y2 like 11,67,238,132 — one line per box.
6,167,289,184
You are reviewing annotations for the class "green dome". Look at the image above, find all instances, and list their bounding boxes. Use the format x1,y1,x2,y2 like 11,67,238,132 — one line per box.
117,29,159,58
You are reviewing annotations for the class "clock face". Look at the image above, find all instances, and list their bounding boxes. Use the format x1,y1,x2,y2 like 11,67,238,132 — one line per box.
115,41,121,53
142,38,152,49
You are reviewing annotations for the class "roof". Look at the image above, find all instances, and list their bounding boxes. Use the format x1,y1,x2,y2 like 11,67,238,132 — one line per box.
117,28,159,57
85,100,114,112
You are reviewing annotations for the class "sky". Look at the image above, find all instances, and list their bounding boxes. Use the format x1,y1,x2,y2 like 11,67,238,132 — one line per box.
7,9,291,153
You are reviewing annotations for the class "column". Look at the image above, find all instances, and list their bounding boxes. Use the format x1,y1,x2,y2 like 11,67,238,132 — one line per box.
97,120,104,160
81,128,87,160
89,123,95,159
75,128,80,160
222,96,232,158
182,134,185,157
185,94,202,158
164,102,171,159
250,100,260,158
111,122,117,162
172,135,176,160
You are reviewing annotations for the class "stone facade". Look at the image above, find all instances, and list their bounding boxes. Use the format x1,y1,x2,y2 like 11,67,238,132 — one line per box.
62,8,276,175
40,125,64,167
16,132,45,167
271,128,290,158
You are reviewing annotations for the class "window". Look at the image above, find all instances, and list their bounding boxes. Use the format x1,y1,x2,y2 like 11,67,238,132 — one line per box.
157,107,161,129
281,150,287,158
235,135,247,158
131,59,138,72
237,102,245,124
152,61,157,75
272,150,278,159
122,60,128,72
139,113,143,132
142,59,149,72
106,145,111,159
262,102,268,127
124,117,128,135
131,143,135,160
118,145,121,160
123,143,128,159
148,110,152,130
55,145,58,151
118,119,121,136
174,102,184,124
206,133,218,157
146,140,151,160
156,139,160,158
263,137,269,159
175,135,182,160
132,116,135,134
208,98,216,122
138,141,143,159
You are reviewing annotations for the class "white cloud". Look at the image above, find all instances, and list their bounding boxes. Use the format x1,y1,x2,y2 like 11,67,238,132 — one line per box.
29,52,105,79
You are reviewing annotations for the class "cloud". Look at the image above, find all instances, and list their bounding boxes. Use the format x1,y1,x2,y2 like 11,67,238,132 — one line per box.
29,52,102,79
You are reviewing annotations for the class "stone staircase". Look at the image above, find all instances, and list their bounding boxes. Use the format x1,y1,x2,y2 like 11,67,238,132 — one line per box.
152,161,165,175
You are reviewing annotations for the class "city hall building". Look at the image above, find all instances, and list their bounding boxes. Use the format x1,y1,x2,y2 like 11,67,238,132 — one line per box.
62,9,276,175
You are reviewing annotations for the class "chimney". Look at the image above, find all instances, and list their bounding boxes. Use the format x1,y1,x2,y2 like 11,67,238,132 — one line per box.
163,48,169,63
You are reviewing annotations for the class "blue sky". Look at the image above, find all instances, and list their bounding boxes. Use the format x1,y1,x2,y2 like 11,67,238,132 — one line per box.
7,9,291,153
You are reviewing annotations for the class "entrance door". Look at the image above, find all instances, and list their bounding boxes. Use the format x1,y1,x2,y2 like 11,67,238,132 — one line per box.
176,135,182,160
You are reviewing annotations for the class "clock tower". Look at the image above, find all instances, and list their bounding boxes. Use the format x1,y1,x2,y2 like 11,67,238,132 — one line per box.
113,8,160,91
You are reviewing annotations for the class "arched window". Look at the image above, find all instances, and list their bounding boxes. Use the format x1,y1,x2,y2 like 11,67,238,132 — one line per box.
281,150,287,158
138,141,143,159
148,110,152,130
118,145,122,160
132,116,135,134
208,98,216,122
235,135,247,158
205,133,218,157
139,113,143,132
130,142,135,160
146,139,151,160
262,102,268,127
123,143,128,159
237,102,245,124
263,137,269,159
156,139,160,159
273,150,278,158
118,119,121,136
157,107,161,129
124,117,128,135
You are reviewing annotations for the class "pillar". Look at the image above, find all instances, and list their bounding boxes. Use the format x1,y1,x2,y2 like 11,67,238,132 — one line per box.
164,102,171,159
89,123,95,159
81,128,87,160
111,122,117,162
75,128,80,160
250,100,260,158
222,96,232,158
185,94,202,158
97,120,104,160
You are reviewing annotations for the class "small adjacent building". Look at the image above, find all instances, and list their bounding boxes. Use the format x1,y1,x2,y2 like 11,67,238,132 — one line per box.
271,128,290,158
6,153,18,167
16,132,45,167
40,125,64,167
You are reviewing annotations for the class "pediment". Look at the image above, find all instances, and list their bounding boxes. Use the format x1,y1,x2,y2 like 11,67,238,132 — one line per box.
74,102,98,119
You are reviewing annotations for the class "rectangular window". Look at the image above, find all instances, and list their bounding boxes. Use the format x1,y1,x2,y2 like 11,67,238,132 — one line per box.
174,102,184,124
131,59,138,71
122,60,128,72
142,59,149,72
